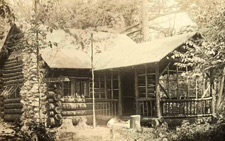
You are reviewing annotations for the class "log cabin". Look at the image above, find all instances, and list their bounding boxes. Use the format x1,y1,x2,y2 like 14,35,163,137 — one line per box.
94,32,213,124
0,25,213,128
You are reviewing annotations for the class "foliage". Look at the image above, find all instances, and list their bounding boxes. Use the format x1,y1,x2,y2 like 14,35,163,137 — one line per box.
174,122,225,141
11,121,55,141
0,0,14,23
9,0,142,33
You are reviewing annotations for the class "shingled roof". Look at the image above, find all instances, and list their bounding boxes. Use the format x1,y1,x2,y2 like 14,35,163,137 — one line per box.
41,29,136,69
95,32,196,70
40,28,196,70
40,48,91,69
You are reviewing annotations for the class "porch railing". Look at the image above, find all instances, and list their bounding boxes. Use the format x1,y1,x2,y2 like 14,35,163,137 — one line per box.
85,98,118,116
137,98,156,117
161,97,212,118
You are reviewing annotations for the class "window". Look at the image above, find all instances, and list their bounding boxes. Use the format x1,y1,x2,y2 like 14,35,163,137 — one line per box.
63,81,71,96
63,80,89,98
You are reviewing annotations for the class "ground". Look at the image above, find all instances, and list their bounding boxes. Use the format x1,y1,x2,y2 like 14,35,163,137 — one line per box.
1,118,225,141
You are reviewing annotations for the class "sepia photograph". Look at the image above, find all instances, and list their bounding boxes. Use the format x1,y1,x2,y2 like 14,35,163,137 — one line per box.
0,0,225,140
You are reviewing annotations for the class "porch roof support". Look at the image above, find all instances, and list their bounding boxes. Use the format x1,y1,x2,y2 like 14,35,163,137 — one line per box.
104,73,107,99
145,65,148,98
118,71,122,116
134,67,140,114
155,63,162,118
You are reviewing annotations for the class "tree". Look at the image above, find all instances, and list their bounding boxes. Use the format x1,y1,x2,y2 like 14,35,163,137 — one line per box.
172,0,225,116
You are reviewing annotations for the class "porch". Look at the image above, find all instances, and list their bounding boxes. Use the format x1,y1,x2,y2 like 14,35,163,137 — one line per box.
94,61,213,120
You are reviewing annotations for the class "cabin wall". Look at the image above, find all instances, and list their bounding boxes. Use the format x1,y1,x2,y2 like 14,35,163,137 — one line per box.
45,69,93,127
2,51,24,122
45,69,121,126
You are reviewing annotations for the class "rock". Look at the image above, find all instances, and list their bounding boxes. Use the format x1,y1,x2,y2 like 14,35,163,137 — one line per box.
59,118,74,130
107,118,120,129
77,117,88,128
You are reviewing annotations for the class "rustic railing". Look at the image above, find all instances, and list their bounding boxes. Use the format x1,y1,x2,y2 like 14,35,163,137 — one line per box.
161,97,212,118
80,98,119,116
88,98,119,116
137,98,156,117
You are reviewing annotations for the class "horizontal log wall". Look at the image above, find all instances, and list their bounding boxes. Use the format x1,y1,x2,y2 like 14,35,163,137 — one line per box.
3,98,23,122
0,96,4,118
61,98,119,121
2,53,24,88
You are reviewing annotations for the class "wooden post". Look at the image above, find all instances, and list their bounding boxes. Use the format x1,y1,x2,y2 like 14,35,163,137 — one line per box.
134,67,139,114
167,66,170,98
34,0,42,126
176,67,179,99
111,74,114,99
155,63,161,118
104,73,107,99
186,67,189,98
110,73,113,115
145,65,148,98
202,73,205,97
195,78,198,99
210,69,216,117
118,71,122,116
99,75,101,99
217,66,225,110
91,33,96,128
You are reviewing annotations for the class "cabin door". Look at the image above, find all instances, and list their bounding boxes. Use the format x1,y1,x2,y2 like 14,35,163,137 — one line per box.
121,71,135,116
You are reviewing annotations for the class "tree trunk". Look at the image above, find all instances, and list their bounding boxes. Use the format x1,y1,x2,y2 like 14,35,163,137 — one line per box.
217,66,225,111
210,69,216,117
